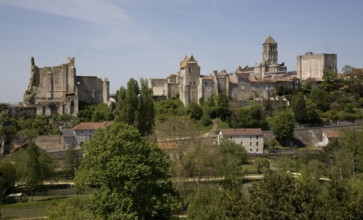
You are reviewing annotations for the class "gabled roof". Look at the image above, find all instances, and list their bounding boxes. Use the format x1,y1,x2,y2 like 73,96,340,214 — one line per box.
235,66,243,72
180,55,197,68
323,129,342,138
263,36,277,44
73,122,113,131
220,128,263,136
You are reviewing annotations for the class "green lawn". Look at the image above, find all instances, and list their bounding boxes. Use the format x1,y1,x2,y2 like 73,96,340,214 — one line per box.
0,194,90,219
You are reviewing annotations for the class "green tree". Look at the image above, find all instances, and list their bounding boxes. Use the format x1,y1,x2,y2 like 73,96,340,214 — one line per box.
0,159,17,201
323,128,363,181
216,94,230,121
75,123,179,219
321,70,338,92
47,197,100,220
342,64,355,74
187,103,203,120
64,145,80,179
187,187,227,220
135,78,155,135
305,99,321,124
229,104,267,129
309,88,330,112
269,111,295,142
245,173,321,219
218,141,247,186
115,78,155,136
254,157,270,174
291,92,307,123
12,142,56,200
320,180,363,219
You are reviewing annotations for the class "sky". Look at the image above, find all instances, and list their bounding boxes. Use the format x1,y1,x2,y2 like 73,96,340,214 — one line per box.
1,0,363,103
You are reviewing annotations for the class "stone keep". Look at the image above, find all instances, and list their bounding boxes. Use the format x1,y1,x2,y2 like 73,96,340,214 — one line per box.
297,52,337,80
23,57,109,116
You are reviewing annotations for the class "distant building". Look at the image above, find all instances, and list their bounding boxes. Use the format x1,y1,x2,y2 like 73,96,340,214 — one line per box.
321,129,342,146
315,129,342,147
23,57,110,116
72,122,113,147
297,52,337,80
217,128,264,154
34,121,112,155
149,36,298,106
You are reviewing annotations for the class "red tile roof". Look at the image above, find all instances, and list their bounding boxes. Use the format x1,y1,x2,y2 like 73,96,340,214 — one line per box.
157,142,179,150
73,122,113,131
323,129,342,138
220,128,262,136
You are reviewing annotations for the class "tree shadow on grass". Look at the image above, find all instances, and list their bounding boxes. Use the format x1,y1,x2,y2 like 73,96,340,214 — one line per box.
36,196,69,202
277,138,306,148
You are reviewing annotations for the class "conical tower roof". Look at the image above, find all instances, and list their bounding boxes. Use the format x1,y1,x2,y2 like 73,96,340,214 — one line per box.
263,36,277,44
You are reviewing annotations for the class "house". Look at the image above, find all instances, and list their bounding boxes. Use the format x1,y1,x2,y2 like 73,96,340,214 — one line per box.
318,129,342,147
218,128,264,153
72,122,113,147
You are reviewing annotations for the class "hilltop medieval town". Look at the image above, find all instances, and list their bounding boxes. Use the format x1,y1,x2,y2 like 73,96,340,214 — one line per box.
1,36,363,218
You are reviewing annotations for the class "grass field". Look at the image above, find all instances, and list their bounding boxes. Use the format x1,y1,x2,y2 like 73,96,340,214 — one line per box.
0,194,90,219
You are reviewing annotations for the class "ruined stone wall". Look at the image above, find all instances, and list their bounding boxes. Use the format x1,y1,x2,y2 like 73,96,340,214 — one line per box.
23,57,78,116
76,76,106,104
167,83,179,98
149,79,168,96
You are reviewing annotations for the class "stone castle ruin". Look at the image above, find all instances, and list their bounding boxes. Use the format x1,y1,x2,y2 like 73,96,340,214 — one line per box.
23,57,109,116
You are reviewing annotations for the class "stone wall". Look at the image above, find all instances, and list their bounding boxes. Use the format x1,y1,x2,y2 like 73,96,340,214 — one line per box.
23,57,109,116
35,135,64,152
297,53,337,80
148,79,167,96
77,76,107,104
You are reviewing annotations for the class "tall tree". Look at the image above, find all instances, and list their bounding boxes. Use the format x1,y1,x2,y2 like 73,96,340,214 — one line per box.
269,110,295,143
0,159,17,201
12,142,56,200
64,145,80,179
136,78,155,136
342,65,355,74
321,70,337,92
115,78,155,136
216,94,230,121
291,92,307,123
245,173,321,219
75,123,179,219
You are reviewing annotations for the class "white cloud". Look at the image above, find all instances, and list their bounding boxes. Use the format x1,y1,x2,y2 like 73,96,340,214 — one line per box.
1,0,132,26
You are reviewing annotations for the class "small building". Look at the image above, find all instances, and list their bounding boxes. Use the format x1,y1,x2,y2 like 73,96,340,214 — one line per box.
217,128,264,153
320,129,342,147
72,122,113,147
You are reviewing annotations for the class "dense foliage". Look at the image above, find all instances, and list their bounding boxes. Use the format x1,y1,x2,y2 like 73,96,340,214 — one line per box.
12,142,56,200
269,110,295,142
75,123,179,219
114,78,155,136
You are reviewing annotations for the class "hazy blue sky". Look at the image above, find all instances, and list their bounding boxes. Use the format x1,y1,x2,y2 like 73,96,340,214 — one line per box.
1,0,363,103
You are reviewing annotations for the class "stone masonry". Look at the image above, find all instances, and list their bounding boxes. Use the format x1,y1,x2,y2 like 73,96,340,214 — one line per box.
23,57,109,116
